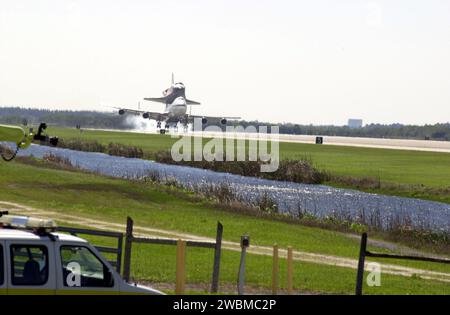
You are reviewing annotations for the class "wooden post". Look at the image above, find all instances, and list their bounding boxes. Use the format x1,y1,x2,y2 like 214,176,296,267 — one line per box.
355,233,368,295
272,244,279,295
176,239,187,295
211,222,223,293
287,246,293,295
123,216,134,282
116,233,123,274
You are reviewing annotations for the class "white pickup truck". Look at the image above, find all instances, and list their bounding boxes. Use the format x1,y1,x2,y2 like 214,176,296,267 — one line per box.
0,214,163,295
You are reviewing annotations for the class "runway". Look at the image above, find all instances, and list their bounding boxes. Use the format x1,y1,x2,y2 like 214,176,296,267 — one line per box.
87,128,450,153
199,131,450,153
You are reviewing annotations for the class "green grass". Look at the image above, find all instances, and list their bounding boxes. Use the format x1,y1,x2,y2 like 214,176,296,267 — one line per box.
130,245,449,295
0,161,366,257
50,127,450,203
51,127,450,186
0,160,449,293
279,142,450,187
70,233,450,295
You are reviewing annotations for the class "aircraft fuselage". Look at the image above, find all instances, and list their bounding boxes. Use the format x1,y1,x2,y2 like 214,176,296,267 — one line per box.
163,84,188,121
117,74,238,134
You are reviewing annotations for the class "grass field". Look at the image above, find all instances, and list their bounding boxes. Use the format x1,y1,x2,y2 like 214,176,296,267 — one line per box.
85,236,450,295
49,127,450,203
0,160,449,294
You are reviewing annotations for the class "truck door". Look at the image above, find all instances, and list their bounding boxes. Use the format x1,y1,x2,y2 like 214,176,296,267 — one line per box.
5,241,56,295
55,243,120,295
0,242,6,295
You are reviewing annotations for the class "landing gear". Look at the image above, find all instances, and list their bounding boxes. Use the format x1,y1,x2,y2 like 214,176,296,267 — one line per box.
156,121,168,135
156,121,182,135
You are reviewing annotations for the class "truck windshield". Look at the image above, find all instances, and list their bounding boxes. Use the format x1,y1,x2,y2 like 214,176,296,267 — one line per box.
60,246,113,288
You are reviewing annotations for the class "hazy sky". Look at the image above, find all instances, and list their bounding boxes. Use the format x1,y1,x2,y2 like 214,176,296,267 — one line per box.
1,0,449,125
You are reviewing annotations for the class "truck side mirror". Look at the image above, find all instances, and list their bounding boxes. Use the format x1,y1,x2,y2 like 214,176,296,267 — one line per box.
104,266,114,287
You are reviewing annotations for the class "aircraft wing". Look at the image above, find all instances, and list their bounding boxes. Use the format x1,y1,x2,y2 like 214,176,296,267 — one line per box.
116,107,168,121
144,111,168,121
115,107,144,115
143,97,167,104
186,99,201,105
187,114,240,123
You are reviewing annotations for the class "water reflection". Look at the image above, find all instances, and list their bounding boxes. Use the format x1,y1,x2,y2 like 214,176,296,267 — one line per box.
17,144,450,233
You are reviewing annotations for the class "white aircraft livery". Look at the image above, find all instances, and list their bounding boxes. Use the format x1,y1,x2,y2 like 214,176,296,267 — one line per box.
117,74,239,134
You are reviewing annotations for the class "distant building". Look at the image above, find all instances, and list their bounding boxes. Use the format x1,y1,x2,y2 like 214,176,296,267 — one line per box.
348,119,363,129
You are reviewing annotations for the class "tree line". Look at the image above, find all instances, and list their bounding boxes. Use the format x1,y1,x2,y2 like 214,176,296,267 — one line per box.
227,120,450,141
0,107,449,140
0,107,133,130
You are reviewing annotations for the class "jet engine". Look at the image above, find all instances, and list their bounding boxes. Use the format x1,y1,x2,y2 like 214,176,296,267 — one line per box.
220,118,227,125
202,117,208,124
118,109,125,115
143,113,150,119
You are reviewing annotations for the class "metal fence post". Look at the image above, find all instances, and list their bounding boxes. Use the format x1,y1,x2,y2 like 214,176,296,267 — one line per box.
355,232,368,295
176,239,187,295
123,216,134,282
211,222,223,293
237,235,250,295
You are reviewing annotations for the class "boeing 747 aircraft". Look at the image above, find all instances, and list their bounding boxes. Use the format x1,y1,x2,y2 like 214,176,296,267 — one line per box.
117,74,239,134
